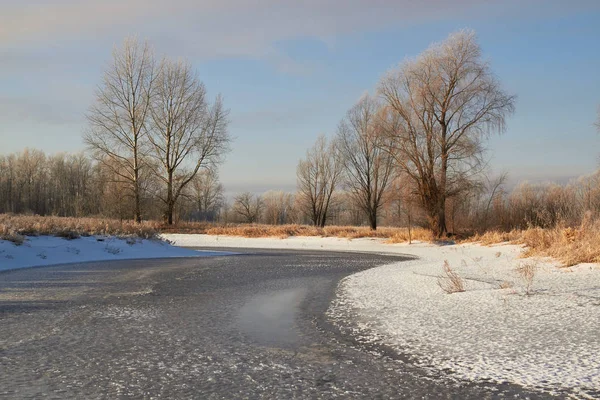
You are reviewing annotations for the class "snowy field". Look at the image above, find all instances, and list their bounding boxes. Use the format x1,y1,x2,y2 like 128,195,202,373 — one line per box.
0,235,232,272
165,233,600,398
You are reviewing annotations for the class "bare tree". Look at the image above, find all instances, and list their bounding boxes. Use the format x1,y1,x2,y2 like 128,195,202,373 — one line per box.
378,30,515,237
390,174,421,243
481,172,508,230
190,169,224,221
337,95,396,230
296,135,344,227
84,37,155,223
148,59,230,224
262,191,296,225
233,192,263,223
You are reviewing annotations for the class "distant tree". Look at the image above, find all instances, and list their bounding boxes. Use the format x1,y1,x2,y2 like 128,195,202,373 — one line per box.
233,192,263,223
378,30,516,237
98,161,136,221
190,169,224,221
337,95,396,230
84,37,156,223
262,191,296,225
480,172,508,231
148,59,230,224
296,135,344,227
390,174,421,243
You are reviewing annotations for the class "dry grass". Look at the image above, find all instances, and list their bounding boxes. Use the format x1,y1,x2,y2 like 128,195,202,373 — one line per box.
437,260,466,294
465,218,600,267
520,219,600,267
466,229,523,245
163,222,433,242
498,280,514,290
0,214,160,240
0,215,432,244
0,225,25,245
515,261,538,295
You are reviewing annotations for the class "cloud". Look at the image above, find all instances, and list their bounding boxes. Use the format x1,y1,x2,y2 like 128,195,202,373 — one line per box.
3,0,598,61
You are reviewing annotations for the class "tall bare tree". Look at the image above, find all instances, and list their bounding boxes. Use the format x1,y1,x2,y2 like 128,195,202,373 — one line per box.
84,37,155,223
378,30,515,237
148,59,230,224
296,135,343,227
337,95,396,230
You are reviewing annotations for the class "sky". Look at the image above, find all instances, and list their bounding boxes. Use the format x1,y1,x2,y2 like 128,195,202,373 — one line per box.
1,0,599,194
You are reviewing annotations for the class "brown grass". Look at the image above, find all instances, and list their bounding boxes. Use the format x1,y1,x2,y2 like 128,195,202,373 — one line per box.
0,215,432,243
465,218,600,267
0,214,160,240
437,260,466,294
163,222,433,242
520,221,600,267
466,230,523,245
0,225,25,245
498,280,514,289
515,261,538,295
2,214,599,268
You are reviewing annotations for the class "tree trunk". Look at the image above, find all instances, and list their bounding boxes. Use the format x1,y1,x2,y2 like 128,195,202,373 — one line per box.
133,142,142,223
407,208,412,245
166,203,174,225
319,211,327,228
369,210,377,230
134,183,142,223
436,151,449,238
164,173,174,225
435,205,448,238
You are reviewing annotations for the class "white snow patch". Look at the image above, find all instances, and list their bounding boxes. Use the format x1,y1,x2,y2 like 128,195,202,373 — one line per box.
0,235,233,272
164,233,600,396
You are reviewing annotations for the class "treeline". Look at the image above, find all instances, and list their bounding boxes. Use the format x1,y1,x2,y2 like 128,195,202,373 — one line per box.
1,147,599,234
0,149,224,222
227,172,600,233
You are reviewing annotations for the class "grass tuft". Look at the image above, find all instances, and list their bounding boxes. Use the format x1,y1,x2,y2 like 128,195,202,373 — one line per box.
437,260,466,294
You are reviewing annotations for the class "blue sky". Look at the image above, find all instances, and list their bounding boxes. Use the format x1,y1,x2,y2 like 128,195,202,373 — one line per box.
1,1,599,193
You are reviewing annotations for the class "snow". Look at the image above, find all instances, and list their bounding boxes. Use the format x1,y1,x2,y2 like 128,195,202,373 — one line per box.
0,235,233,272
165,233,600,397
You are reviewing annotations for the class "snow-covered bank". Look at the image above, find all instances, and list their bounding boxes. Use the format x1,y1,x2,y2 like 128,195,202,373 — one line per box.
330,244,600,398
163,233,422,253
0,235,232,272
165,233,600,397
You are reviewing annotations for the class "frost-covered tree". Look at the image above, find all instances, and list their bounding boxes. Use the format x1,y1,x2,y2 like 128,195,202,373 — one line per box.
337,95,396,230
85,38,156,223
148,59,230,224
296,135,344,227
378,30,515,237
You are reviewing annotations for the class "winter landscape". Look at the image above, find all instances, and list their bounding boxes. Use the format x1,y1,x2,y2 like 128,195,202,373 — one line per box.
2,1,600,399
